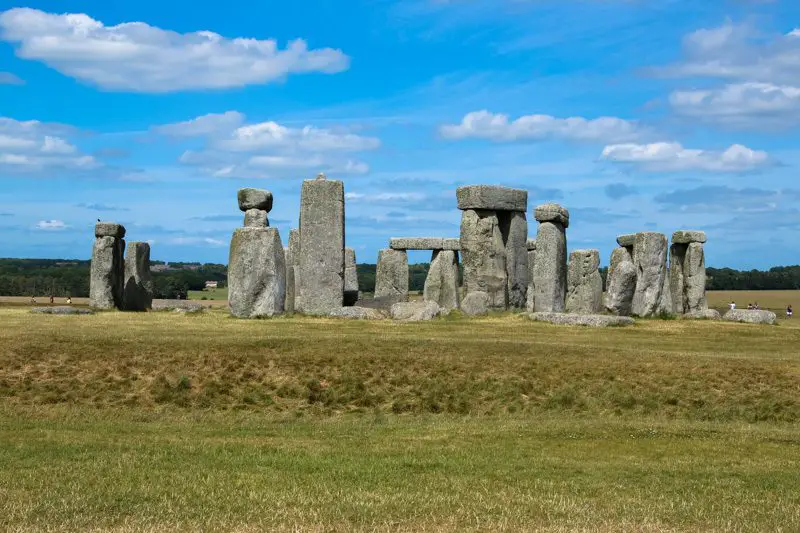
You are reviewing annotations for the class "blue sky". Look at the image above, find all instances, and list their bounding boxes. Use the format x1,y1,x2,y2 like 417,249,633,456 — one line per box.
2,0,800,268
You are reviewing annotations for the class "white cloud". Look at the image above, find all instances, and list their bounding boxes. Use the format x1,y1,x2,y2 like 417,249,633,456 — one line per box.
440,110,643,143
219,122,381,152
169,236,226,247
346,192,427,202
0,8,350,93
35,219,68,231
153,111,245,137
601,142,771,172
0,117,98,172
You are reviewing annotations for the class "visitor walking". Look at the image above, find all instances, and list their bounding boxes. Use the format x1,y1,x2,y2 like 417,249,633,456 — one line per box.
730,301,736,311
788,305,793,318
66,296,72,305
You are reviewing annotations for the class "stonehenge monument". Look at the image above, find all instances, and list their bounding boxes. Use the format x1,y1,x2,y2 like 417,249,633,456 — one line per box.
605,240,637,316
532,204,568,313
631,232,670,317
669,231,707,314
565,249,603,315
122,242,153,311
457,185,529,310
90,222,126,309
374,249,409,302
387,238,461,311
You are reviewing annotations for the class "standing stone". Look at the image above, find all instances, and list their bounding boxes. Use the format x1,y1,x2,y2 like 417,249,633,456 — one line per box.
669,243,687,314
657,273,674,315
296,177,345,315
228,227,286,318
460,209,507,309
631,232,669,317
423,250,460,311
526,240,536,312
684,242,707,313
122,242,153,311
533,204,568,313
565,249,603,314
90,222,126,309
284,247,294,313
374,249,408,302
286,228,300,314
244,209,268,228
344,248,359,306
500,211,529,309
605,247,636,316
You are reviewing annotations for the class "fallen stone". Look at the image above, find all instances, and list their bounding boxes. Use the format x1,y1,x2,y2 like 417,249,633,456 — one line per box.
355,295,404,310
95,222,126,239
534,204,570,228
329,306,386,320
631,232,668,318
423,250,460,311
672,230,707,244
461,291,489,316
243,209,268,228
456,185,527,212
442,238,461,251
723,309,777,325
390,237,444,250
529,312,636,328
565,249,603,314
533,216,567,313
228,227,286,318
152,300,205,313
31,306,94,315
460,209,507,309
344,248,359,306
90,233,125,310
122,242,153,311
374,249,408,302
526,239,537,250
296,178,345,315
605,247,636,316
390,301,442,321
238,188,273,212
683,309,721,320
616,234,636,248
501,211,529,309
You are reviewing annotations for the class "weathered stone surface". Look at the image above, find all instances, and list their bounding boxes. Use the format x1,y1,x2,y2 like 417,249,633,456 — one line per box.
238,188,273,212
526,239,537,250
31,306,94,315
152,300,205,313
526,248,536,312
533,220,567,313
90,235,125,309
286,228,300,314
344,248,359,307
631,232,668,317
669,243,687,314
565,249,602,314
390,237,443,250
228,227,286,318
456,185,527,212
442,238,461,251
95,222,126,239
296,178,345,315
534,204,570,228
374,249,408,302
529,312,635,328
122,242,153,311
684,242,707,313
672,230,707,244
329,306,386,320
605,247,636,316
501,211,529,309
460,209,507,309
723,309,777,325
616,234,636,247
657,273,674,315
355,296,402,310
423,250,460,311
683,309,721,320
243,209,268,228
284,247,295,313
461,291,489,316
390,301,442,321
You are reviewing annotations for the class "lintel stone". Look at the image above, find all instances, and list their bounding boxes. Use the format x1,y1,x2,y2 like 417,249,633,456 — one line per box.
672,230,707,244
534,204,570,228
238,188,273,212
390,237,444,250
616,233,637,247
456,185,527,212
95,222,126,239
442,238,461,251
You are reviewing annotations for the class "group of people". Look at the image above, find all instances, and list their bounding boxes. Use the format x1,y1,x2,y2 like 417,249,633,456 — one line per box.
729,301,793,318
29,295,72,305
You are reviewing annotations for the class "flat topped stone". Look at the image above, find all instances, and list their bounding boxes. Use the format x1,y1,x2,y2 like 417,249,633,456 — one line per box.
456,185,527,212
238,188,273,212
95,222,126,239
390,237,444,250
616,234,637,247
534,204,570,228
672,230,707,244
527,239,537,250
442,238,461,251
723,309,776,325
529,312,635,328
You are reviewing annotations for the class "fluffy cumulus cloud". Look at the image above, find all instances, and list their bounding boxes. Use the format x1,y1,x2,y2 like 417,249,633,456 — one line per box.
440,110,643,143
0,117,97,172
0,8,349,93
601,142,771,173
156,112,379,178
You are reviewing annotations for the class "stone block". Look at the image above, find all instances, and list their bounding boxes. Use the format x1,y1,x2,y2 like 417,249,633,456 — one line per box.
374,249,408,302
329,306,386,320
95,222,126,239
442,238,461,251
122,242,153,311
532,220,567,313
90,235,125,309
631,232,668,317
534,204,569,228
238,188,273,212
565,249,603,314
672,230,707,244
605,247,636,316
500,211,528,309
460,209,507,309
529,312,635,328
616,234,636,247
228,227,286,318
423,250,460,311
723,309,776,325
390,301,442,321
456,185,528,212
244,209,268,228
344,247,359,306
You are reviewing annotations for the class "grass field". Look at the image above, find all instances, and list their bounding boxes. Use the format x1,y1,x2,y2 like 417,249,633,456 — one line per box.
188,287,229,301
1,304,799,531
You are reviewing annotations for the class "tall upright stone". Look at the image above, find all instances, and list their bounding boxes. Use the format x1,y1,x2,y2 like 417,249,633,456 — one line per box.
374,249,408,302
605,246,636,316
500,211,529,309
526,239,536,312
344,248,359,306
460,209,507,309
90,222,126,309
565,249,602,314
533,204,568,313
122,242,153,311
631,232,669,317
296,174,345,315
285,228,300,313
670,231,707,314
423,250,460,311
228,227,286,318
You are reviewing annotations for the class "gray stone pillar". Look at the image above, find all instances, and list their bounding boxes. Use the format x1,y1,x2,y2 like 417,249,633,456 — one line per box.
229,227,286,318
670,231,707,314
565,249,602,314
500,211,529,309
285,228,300,313
90,222,126,309
525,239,536,312
532,204,568,313
605,243,636,316
423,249,460,311
296,174,345,315
344,247,359,306
374,249,408,302
631,232,669,317
122,242,153,311
460,209,507,309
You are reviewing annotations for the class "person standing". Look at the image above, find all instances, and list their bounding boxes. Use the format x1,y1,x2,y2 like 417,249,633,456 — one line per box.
730,301,736,311
788,305,793,318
